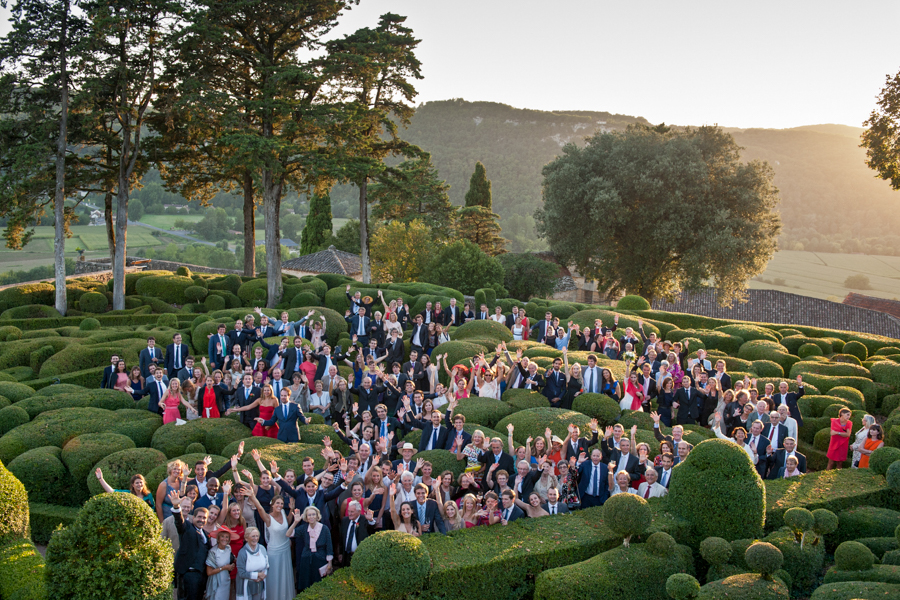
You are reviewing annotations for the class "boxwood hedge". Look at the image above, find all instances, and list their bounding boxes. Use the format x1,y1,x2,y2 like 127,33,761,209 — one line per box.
832,507,900,549
502,389,551,411
61,433,136,499
496,407,593,446
8,446,70,504
810,582,900,600
17,390,136,419
452,319,513,343
150,418,249,458
824,563,900,584
0,405,29,436
450,398,513,428
571,393,621,426
350,530,432,598
0,459,28,545
29,503,80,545
0,539,45,600
0,381,36,403
134,274,196,304
715,324,781,343
86,447,168,497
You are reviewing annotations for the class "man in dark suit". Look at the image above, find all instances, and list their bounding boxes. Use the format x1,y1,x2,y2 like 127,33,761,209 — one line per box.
610,437,642,482
564,423,600,460
401,349,426,388
345,307,371,347
171,492,211,600
711,360,732,391
229,374,261,427
282,337,307,377
531,311,555,343
384,329,405,366
409,315,427,355
135,368,169,414
517,361,544,392
445,410,472,452
765,437,807,479
258,388,308,443
207,324,229,370
543,358,566,406
351,377,383,415
275,474,344,524
404,409,450,452
746,420,772,478
139,337,164,378
368,312,387,347
359,338,386,363
541,487,570,515
413,483,447,533
504,306,520,328
577,448,610,508
477,437,516,474
637,362,659,404
443,298,462,327
371,404,404,441
499,489,525,524
655,453,675,489
346,285,376,318
228,319,256,355
773,376,805,427
673,376,703,425
253,311,276,340
419,301,434,325
312,345,344,382
101,354,120,389
339,498,375,566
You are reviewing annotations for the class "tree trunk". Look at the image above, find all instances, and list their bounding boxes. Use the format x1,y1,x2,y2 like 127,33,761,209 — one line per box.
53,0,70,316
359,178,370,283
104,190,116,263
242,169,255,276
112,183,128,310
263,169,283,308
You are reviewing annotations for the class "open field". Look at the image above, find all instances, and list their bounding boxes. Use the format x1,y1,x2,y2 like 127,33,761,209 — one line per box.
139,214,204,229
750,250,900,301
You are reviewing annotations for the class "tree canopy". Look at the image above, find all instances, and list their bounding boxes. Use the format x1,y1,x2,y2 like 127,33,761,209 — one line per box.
458,161,506,256
862,69,900,190
369,156,455,238
536,125,781,304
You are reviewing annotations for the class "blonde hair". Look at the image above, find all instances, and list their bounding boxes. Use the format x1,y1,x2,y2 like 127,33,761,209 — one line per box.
167,459,188,477
443,500,463,531
244,527,260,541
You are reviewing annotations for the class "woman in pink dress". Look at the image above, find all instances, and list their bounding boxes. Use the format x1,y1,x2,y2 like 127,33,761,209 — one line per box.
826,407,853,469
112,360,130,392
160,379,195,424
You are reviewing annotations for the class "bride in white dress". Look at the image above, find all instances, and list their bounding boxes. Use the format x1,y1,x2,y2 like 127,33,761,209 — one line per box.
248,492,295,599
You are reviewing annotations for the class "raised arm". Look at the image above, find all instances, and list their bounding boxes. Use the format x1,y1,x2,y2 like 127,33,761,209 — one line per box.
506,424,516,455
245,485,270,526
95,468,115,494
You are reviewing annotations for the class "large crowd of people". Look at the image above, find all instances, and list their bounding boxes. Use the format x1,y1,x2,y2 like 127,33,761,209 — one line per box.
93,286,881,600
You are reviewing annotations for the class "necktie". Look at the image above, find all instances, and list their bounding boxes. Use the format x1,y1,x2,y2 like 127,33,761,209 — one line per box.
274,382,280,397
503,508,510,521
283,404,288,419
494,454,500,464
358,319,364,335
593,464,600,496
346,520,356,552
661,470,668,487
431,428,438,450
158,382,164,398
587,369,594,393
175,346,180,368
550,505,555,515
418,503,425,523
381,422,387,438
245,388,250,400
219,335,225,354
644,485,651,499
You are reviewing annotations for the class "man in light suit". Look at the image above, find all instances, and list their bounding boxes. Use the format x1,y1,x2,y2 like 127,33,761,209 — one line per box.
499,489,525,524
139,337,164,378
413,483,447,534
166,333,191,377
636,467,667,498
766,437,807,479
762,412,789,452
540,487,570,515
101,354,120,389
577,448,610,508
776,405,798,441
345,306,371,347
258,388,308,443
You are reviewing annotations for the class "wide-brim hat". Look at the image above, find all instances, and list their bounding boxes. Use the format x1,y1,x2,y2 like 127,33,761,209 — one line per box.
362,296,374,304
400,442,417,454
551,435,564,445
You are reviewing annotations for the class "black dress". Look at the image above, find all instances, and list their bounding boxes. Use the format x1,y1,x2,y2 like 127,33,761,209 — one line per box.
560,377,583,410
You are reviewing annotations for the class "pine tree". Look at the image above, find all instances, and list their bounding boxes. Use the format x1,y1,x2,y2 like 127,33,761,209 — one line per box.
300,193,333,255
458,162,506,255
370,156,455,238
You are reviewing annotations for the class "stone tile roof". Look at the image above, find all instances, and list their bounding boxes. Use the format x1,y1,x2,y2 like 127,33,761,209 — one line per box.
843,293,900,320
282,245,362,276
651,288,900,340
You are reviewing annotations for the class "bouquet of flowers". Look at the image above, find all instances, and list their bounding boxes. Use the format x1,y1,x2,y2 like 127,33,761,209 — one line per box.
623,351,636,363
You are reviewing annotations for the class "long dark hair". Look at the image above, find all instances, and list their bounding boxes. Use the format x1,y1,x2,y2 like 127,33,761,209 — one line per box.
399,501,420,527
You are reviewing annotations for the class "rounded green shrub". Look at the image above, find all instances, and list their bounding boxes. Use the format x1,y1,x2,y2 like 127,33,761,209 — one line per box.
183,285,208,303
842,341,868,361
700,536,733,565
290,291,321,308
208,273,243,294
812,508,839,538
746,542,784,578
496,407,593,446
414,449,466,480
882,394,900,416
0,382,36,402
698,574,789,600
0,395,8,409
150,418,249,458
0,325,22,340
351,530,432,598
148,453,228,491
750,360,784,378
452,319,513,343
502,389,550,411
0,405,29,436
78,292,109,313
829,386,867,408
8,446,69,504
0,303,61,320
738,340,796,372
432,340,491,383
45,493,172,600
668,439,765,543
603,492,651,542
184,442,206,454
715,324,781,343
156,313,178,328
617,295,651,311
0,459,29,544
203,294,226,312
571,393,621,426
798,343,823,358
61,433,136,496
783,507,815,535
834,540,874,571
79,317,102,331
450,398,513,429
87,447,168,497
646,531,678,556
17,390,136,419
236,278,269,305
667,329,743,355
666,573,701,600
175,266,192,277
135,274,195,304
832,353,864,366
886,460,900,493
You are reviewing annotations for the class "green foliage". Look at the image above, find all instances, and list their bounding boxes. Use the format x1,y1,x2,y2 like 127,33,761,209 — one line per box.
502,389,550,411
745,542,783,578
300,192,333,255
61,433,136,499
667,573,701,600
78,292,108,314
668,439,765,543
134,275,195,305
45,493,172,600
887,460,900,493
452,319,513,343
783,507,815,535
750,360,784,378
87,448,167,497
617,295,652,311
450,398,513,429
0,459,28,545
8,446,69,504
78,318,101,331
737,340,796,372
350,530,431,598
700,536,733,566
204,294,226,311
150,418,249,458
668,329,744,355
497,253,559,300
17,390,136,419
369,156,455,239
29,503,80,545
810,582,900,600
0,381,36,402
603,492,652,541
537,125,780,303
843,340,869,361
571,393,621,426
496,407,593,446
697,573,789,600
423,239,505,295
798,343,823,358
290,291,321,308
0,405,29,436
0,539,45,600
183,285,208,303
236,278,269,306
835,540,876,572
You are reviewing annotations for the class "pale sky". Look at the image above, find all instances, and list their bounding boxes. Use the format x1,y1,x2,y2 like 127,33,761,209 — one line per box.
3,0,898,130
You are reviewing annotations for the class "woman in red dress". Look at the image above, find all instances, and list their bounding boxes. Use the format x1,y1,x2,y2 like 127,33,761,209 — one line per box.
250,384,279,438
199,375,223,419
826,407,853,469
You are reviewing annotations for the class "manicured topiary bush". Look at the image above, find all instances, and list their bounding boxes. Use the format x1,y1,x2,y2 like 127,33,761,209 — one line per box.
715,324,780,344
290,291,321,308
833,507,900,548
603,493,651,545
45,493,173,600
150,418,248,458
737,340,796,372
834,540,875,572
761,526,825,592
698,573,789,600
61,433,136,500
135,274,195,304
0,303,61,320
617,295,651,311
350,530,432,598
843,340,869,361
667,329,744,355
750,360,784,378
570,393,620,426
502,389,550,411
496,407,593,446
17,390,136,419
798,343,823,358
0,405,29,435
414,449,466,480
203,294,227,312
0,459,28,545
668,439,765,544
29,503,81,545
452,319,513,343
667,573,701,600
886,460,900,493
0,538,46,600
450,398,513,429
8,446,70,504
745,542,783,579
184,442,206,454
183,285,208,304
0,381,36,402
700,536,733,566
78,291,109,314
810,582,900,600
87,447,168,497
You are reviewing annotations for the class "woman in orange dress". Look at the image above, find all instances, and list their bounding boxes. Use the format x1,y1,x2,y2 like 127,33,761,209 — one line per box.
858,424,884,469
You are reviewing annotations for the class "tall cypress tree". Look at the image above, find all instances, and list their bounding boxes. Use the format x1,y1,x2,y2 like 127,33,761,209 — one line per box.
458,162,506,255
300,193,333,255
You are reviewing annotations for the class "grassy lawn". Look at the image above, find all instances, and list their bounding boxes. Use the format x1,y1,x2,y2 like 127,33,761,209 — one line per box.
140,214,204,229
750,250,900,301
